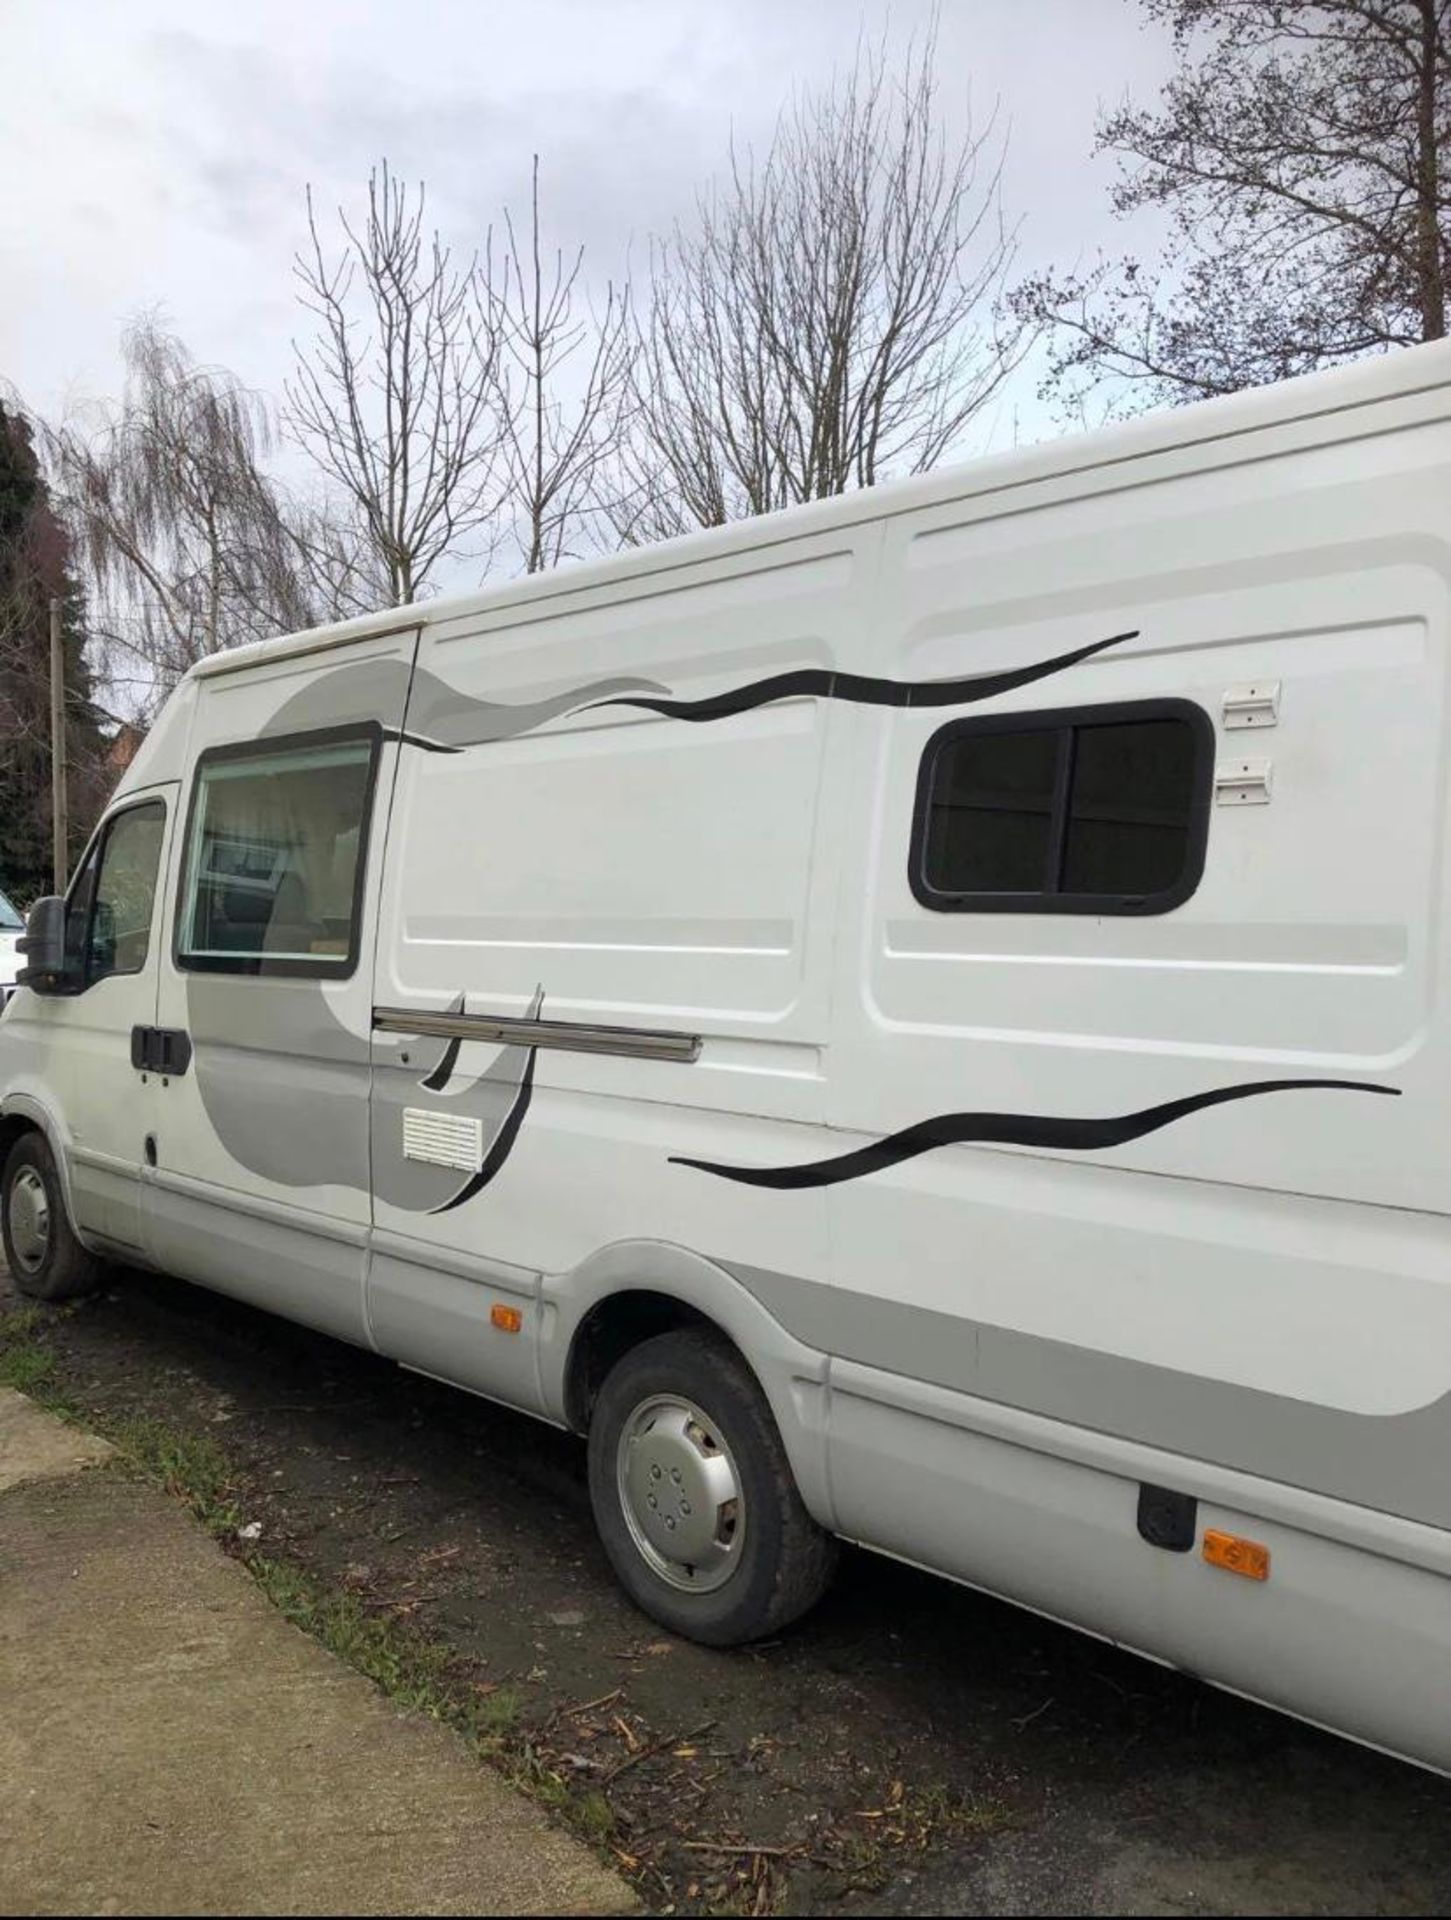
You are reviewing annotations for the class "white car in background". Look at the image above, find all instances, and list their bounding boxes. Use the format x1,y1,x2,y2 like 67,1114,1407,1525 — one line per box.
0,889,24,1007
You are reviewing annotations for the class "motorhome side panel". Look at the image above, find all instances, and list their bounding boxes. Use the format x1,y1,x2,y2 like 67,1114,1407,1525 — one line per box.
364,529,872,1424
812,394,1451,1525
801,386,1451,1761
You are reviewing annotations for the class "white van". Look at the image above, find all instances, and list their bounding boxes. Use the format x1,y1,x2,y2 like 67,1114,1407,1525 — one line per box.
4,344,1451,1774
0,889,23,1006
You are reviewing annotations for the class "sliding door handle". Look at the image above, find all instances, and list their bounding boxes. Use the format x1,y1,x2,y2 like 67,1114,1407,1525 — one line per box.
373,1005,701,1064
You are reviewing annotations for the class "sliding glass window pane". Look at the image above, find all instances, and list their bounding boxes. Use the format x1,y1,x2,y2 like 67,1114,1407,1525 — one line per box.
1061,718,1196,897
924,726,1061,895
180,739,373,971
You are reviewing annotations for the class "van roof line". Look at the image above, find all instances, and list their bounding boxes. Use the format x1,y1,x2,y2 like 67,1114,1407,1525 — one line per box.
189,339,1451,686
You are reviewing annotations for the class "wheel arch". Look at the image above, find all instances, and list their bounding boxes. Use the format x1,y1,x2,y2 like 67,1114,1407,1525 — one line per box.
564,1289,714,1432
0,1093,79,1227
0,1108,33,1173
548,1240,836,1533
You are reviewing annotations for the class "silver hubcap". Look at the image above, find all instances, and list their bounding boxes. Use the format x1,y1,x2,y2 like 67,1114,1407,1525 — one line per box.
8,1166,51,1274
616,1394,745,1593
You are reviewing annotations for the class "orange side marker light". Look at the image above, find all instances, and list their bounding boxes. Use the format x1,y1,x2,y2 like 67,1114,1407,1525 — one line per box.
1203,1528,1270,1581
491,1304,523,1335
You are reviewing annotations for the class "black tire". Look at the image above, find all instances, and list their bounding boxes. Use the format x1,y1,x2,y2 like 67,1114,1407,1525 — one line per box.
587,1326,838,1646
1,1131,102,1303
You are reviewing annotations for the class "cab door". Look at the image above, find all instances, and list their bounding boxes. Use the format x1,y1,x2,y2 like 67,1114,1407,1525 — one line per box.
146,628,417,1345
44,794,172,1255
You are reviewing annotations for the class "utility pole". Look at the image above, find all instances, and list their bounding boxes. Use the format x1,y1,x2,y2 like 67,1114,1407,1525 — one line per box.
49,595,67,894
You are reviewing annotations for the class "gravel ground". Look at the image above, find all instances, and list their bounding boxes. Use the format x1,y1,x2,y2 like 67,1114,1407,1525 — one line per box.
5,1255,1448,1916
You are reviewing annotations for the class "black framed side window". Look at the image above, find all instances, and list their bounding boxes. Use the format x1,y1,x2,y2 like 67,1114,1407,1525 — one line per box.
57,799,167,990
911,699,1213,915
87,802,167,982
175,727,379,979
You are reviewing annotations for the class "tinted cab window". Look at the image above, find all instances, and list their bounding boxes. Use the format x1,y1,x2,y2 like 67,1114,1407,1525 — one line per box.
177,733,376,978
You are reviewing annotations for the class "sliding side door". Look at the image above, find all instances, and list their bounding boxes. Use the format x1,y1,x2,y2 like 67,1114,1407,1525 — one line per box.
147,628,417,1344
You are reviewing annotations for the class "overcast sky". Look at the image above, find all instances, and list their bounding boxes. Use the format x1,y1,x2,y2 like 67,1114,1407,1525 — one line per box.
3,0,1175,468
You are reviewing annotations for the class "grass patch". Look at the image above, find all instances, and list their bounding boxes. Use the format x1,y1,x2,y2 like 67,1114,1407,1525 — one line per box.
108,1416,240,1532
251,1554,456,1717
0,1305,76,1415
0,1340,58,1394
910,1781,1014,1840
574,1791,616,1844
475,1685,524,1738
0,1305,47,1344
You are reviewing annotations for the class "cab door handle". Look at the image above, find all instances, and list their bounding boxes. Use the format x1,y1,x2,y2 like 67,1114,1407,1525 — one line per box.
130,1026,193,1076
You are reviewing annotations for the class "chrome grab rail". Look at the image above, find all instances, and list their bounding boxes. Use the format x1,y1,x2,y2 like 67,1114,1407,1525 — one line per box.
372,1005,701,1064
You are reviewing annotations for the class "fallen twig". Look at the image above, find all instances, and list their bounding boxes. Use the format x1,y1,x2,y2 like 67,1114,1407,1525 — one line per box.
563,1687,624,1719
1010,1696,1055,1731
681,1840,803,1860
604,1717,717,1783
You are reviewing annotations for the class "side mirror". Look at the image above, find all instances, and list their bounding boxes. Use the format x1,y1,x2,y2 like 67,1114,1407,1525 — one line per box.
16,896,72,992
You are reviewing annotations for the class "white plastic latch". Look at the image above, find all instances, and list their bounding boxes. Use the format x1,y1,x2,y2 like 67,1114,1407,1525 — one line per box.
1214,758,1273,806
1222,681,1280,730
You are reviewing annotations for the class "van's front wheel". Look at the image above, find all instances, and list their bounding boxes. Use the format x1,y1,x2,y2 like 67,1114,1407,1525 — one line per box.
586,1327,837,1646
2,1132,101,1302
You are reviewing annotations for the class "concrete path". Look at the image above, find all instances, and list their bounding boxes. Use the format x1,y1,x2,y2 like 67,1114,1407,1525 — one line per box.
0,1389,632,1917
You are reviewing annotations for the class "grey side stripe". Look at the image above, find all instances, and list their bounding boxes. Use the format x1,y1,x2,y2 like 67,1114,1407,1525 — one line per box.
725,1261,1451,1534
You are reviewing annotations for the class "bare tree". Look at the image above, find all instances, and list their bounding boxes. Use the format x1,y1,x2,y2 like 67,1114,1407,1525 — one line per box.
42,322,381,718
493,156,632,572
284,494,395,621
615,26,1027,540
286,163,503,602
1015,0,1450,414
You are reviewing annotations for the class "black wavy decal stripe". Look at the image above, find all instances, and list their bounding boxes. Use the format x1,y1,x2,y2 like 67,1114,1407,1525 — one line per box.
384,727,460,754
421,1040,461,1091
592,629,1137,725
670,1079,1400,1190
420,992,468,1093
430,990,546,1214
431,1046,539,1212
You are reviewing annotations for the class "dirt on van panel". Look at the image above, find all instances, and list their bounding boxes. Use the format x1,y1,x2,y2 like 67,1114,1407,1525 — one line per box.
5,1258,1448,1916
